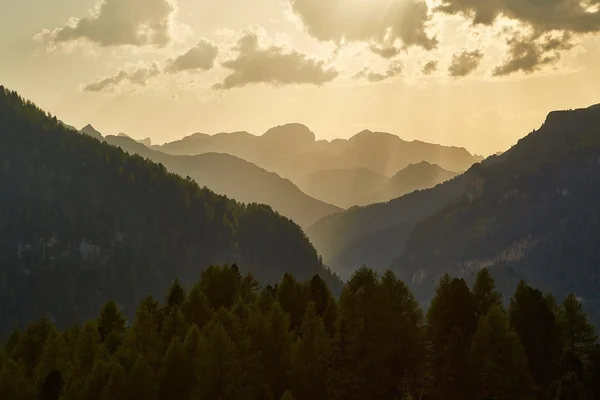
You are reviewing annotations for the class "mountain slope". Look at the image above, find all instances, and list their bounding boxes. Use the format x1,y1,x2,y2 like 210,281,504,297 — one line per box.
155,124,482,182
363,161,458,205
0,86,341,333
105,136,342,227
393,104,600,303
306,176,468,279
299,168,389,208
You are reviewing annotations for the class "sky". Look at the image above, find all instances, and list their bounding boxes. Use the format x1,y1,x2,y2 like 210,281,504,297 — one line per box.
1,0,600,156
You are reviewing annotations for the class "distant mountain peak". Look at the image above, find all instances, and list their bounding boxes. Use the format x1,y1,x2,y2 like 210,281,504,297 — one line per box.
262,123,316,144
80,124,103,139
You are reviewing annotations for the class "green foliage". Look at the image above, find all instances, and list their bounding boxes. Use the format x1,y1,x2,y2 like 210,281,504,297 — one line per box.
557,294,598,358
0,263,598,400
473,268,503,317
97,301,127,342
128,356,158,400
510,281,562,394
470,305,535,400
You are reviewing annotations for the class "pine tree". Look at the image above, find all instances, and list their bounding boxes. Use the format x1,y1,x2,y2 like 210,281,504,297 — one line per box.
34,329,68,389
509,281,562,394
0,359,35,400
165,278,186,310
260,302,294,399
130,299,163,369
100,362,128,400
425,276,477,400
293,301,331,400
80,359,110,400
159,338,188,400
470,305,535,400
180,324,202,398
473,268,502,317
160,308,188,346
327,315,361,400
181,283,213,329
557,294,597,359
197,322,238,400
129,356,159,400
97,301,126,342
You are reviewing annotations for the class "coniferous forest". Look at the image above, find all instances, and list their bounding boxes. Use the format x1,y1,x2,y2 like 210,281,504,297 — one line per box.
1,265,599,400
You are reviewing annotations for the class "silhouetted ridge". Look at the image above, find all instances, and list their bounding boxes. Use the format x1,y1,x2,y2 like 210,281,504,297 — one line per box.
0,86,341,334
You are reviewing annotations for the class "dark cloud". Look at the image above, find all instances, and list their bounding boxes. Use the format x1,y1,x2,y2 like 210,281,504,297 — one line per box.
436,0,600,34
422,60,438,75
437,0,598,77
213,31,338,90
354,61,404,82
370,44,402,59
165,39,219,73
83,63,161,92
47,0,176,47
290,0,438,50
493,32,574,76
448,50,483,77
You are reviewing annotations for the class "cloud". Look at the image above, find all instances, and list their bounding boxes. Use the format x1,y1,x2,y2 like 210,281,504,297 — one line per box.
43,0,177,48
83,63,161,92
493,32,575,76
354,61,404,82
422,60,438,75
213,30,338,89
436,0,600,34
370,44,402,59
165,39,219,73
448,50,484,77
290,0,438,50
436,0,598,77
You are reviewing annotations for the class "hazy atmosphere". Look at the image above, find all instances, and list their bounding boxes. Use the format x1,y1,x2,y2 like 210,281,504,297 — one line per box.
2,1,600,399
3,0,600,155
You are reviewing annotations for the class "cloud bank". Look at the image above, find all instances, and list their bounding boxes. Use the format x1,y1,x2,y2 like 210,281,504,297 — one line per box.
43,0,177,47
213,31,338,89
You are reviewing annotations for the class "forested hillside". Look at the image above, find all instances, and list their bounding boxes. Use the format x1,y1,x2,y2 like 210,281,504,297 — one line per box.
104,135,341,228
2,266,598,400
394,104,600,308
307,176,468,278
0,87,341,335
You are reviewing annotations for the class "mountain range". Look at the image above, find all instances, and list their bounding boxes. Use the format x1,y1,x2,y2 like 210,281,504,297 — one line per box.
298,162,457,209
307,103,600,320
154,124,483,182
104,135,342,227
0,86,341,333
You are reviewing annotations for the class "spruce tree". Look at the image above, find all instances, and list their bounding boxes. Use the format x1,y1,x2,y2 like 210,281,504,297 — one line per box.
470,305,535,400
293,301,331,400
557,294,597,359
97,301,126,342
473,268,502,317
128,356,158,400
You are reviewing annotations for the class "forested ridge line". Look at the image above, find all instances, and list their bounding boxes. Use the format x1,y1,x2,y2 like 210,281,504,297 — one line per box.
0,85,341,335
1,265,598,400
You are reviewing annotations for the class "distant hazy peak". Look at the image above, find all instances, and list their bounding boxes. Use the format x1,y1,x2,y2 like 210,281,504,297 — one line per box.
262,123,316,145
80,124,103,139
117,132,129,137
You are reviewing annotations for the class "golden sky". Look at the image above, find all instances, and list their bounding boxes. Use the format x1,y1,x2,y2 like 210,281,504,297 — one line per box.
2,0,600,156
